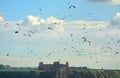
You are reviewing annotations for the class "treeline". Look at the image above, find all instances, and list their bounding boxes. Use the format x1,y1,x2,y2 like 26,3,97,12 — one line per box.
0,64,36,71
70,66,88,70
0,64,10,69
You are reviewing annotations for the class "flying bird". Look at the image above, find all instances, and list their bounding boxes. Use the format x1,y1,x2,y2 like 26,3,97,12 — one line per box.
56,14,59,15
15,31,19,34
48,27,53,30
60,38,62,40
117,40,120,43
28,34,31,36
30,30,34,34
39,8,42,11
96,61,98,63
46,53,52,57
87,40,91,46
82,37,85,39
115,52,120,55
16,23,20,26
88,13,92,15
64,48,66,50
7,53,9,56
70,33,73,37
23,33,27,36
107,47,112,50
69,5,76,9
82,37,87,41
90,57,93,58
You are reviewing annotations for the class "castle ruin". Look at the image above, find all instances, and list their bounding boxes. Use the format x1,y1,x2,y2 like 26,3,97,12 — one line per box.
38,61,69,71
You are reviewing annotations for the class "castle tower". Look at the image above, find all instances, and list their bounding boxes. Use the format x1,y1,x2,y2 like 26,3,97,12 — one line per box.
66,62,69,67
66,62,69,72
38,62,43,70
53,61,60,71
39,62,43,66
53,61,60,65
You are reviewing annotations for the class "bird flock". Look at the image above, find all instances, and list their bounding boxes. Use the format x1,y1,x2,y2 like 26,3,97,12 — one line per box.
0,1,120,65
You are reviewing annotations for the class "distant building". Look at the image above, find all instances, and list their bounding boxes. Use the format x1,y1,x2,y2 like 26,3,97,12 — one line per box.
38,61,69,71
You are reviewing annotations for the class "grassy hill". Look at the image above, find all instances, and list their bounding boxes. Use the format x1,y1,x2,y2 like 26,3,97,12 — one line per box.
69,69,120,78
0,70,56,78
0,69,120,78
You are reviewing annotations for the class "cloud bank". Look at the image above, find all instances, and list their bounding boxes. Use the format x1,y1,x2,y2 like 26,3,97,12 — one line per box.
110,12,120,29
0,14,108,35
21,15,108,31
89,0,120,4
0,16,4,22
0,13,119,39
21,15,65,32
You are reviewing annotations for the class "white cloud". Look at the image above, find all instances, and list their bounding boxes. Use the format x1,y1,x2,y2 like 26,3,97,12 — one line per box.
108,0,120,4
22,15,45,26
64,20,109,29
0,16,4,22
110,12,120,29
89,0,120,4
21,15,65,32
46,16,64,25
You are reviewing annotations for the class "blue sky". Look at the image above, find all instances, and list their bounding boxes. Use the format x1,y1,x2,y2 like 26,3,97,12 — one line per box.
0,0,120,21
0,0,120,69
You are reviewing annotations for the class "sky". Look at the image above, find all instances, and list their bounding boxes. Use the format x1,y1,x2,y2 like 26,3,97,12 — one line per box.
0,0,120,69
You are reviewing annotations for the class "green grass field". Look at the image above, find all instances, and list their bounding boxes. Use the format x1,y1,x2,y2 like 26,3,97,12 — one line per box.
0,69,120,78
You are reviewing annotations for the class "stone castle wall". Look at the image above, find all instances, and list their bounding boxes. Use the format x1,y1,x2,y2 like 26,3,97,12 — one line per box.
38,61,69,71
